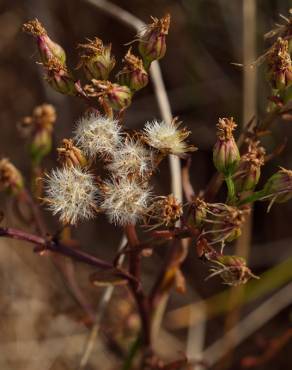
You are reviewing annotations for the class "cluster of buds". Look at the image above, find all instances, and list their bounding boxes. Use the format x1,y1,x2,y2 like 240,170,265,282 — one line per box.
138,14,171,67
194,198,249,249
265,37,292,90
233,138,266,193
23,20,78,96
20,103,57,165
213,117,240,176
147,194,183,229
208,255,258,286
77,37,115,81
84,80,132,111
117,48,148,92
261,167,292,208
0,159,24,195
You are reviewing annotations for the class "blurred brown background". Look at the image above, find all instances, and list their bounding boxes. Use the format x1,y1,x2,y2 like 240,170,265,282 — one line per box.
0,0,291,369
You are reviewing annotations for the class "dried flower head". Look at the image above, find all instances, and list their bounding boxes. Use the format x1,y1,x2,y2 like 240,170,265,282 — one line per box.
265,37,292,89
84,80,132,111
44,166,98,225
57,139,87,167
265,10,292,44
143,118,196,156
77,37,116,81
194,199,249,249
116,48,148,91
107,137,153,178
207,255,258,286
233,139,266,193
261,167,292,211
148,194,183,228
100,178,150,226
0,159,24,195
74,113,121,158
43,57,77,95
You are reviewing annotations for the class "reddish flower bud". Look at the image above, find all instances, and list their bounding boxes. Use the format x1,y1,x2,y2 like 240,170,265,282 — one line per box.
138,14,171,66
117,48,148,92
84,80,132,110
77,37,115,81
44,57,77,96
0,159,24,195
213,117,240,175
23,19,66,65
233,140,265,193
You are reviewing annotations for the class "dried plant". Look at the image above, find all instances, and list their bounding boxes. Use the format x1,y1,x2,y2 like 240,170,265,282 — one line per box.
1,9,292,370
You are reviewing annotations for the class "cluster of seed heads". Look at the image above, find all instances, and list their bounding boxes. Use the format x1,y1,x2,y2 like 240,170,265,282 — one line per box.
44,113,191,226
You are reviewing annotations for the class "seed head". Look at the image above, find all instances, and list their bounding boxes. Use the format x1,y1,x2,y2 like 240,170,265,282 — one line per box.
208,255,258,286
107,137,153,179
100,178,150,226
74,113,121,159
44,166,98,225
143,118,196,156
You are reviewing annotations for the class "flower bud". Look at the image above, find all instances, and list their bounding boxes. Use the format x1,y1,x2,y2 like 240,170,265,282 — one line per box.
57,139,87,168
77,37,115,81
262,167,292,204
213,117,240,175
117,48,148,92
138,14,171,66
23,19,66,65
233,140,265,193
84,80,132,110
44,57,77,95
208,255,258,286
266,38,292,90
0,159,24,195
29,129,52,165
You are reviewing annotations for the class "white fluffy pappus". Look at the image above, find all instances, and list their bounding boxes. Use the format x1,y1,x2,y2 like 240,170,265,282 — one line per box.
143,119,196,156
100,178,151,226
73,113,122,158
44,166,98,225
107,138,153,177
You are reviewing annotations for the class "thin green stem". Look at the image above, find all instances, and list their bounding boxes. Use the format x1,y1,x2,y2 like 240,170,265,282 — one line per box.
225,175,236,204
238,190,265,206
